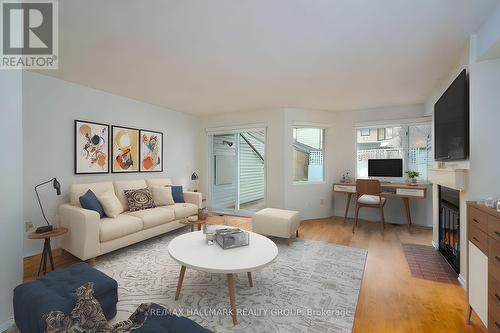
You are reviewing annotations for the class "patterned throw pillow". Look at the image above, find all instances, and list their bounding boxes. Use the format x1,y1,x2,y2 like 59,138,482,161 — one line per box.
45,282,151,333
124,188,156,212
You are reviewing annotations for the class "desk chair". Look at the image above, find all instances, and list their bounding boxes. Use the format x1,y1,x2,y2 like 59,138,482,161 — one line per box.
353,179,386,234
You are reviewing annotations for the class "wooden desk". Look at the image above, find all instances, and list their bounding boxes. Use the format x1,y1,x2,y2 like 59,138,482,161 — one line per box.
333,182,428,230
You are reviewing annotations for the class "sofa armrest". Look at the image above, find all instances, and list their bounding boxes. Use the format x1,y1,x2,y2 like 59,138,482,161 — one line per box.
59,204,100,261
184,191,202,208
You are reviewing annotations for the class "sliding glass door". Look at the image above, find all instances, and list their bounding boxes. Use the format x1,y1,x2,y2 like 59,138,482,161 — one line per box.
208,129,266,216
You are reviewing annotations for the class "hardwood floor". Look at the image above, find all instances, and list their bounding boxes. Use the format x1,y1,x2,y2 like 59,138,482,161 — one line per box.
21,216,487,333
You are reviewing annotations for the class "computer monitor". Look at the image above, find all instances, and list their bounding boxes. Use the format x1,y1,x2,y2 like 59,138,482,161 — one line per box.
368,159,403,178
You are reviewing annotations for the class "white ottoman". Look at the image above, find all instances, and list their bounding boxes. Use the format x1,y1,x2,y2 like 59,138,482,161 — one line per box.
252,208,301,242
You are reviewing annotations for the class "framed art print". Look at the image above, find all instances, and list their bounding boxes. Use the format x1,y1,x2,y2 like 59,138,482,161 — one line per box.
75,120,110,174
112,125,140,173
140,129,163,172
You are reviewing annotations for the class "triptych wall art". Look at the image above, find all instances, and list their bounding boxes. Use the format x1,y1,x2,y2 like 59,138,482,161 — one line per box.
75,120,163,174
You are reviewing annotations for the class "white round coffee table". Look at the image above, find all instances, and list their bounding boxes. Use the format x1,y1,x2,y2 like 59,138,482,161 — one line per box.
168,230,278,325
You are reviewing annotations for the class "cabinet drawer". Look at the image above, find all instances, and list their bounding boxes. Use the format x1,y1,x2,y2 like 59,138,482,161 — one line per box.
468,206,488,232
490,317,500,333
489,293,500,333
333,185,356,193
490,275,500,309
396,188,425,197
490,215,500,243
469,224,488,254
490,239,500,282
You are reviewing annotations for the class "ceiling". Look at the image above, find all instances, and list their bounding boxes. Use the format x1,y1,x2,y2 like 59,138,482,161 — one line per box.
39,0,499,114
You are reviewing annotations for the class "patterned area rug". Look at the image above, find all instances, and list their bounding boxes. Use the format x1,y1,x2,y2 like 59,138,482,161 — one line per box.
402,243,459,284
96,228,368,333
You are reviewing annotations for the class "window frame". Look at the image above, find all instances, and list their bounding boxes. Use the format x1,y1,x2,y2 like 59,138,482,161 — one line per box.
360,128,370,136
355,122,431,181
292,126,326,184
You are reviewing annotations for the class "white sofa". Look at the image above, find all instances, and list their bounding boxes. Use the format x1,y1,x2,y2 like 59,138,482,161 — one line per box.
59,178,201,261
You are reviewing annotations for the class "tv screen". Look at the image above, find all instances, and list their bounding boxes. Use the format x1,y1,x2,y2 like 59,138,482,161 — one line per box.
368,159,403,178
434,69,469,161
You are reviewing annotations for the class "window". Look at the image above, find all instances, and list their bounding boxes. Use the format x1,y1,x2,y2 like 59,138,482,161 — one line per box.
360,128,370,136
293,127,325,182
377,128,386,141
356,124,432,180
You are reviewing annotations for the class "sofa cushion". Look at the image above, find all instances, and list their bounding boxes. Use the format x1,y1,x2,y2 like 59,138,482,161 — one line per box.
173,203,198,219
99,214,143,242
124,188,156,212
79,190,105,218
70,182,114,207
96,190,125,218
113,179,148,211
13,262,117,333
151,186,175,206
146,178,173,188
170,185,185,203
125,207,175,229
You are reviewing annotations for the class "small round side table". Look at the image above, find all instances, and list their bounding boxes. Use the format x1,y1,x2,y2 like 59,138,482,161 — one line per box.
28,227,68,276
179,216,206,232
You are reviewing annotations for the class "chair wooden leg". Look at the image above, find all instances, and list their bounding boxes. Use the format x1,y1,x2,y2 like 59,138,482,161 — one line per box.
379,205,385,234
353,204,360,234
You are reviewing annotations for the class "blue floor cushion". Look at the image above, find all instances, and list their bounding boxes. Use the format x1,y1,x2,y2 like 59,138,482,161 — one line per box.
136,303,214,333
13,262,118,333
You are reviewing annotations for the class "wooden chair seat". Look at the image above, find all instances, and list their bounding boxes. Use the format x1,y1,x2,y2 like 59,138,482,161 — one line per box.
357,194,386,205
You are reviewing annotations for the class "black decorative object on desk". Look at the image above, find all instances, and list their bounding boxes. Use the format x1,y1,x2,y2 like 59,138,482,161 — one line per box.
34,177,61,234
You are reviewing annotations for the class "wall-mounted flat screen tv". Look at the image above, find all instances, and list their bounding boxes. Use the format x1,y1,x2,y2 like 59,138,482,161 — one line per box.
434,69,469,161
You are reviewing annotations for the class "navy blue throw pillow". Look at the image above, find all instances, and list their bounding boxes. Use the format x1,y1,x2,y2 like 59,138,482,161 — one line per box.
79,189,105,218
169,185,185,203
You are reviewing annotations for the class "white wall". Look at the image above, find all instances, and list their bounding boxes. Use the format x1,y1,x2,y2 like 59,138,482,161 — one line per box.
469,56,500,200
0,70,24,330
476,1,500,61
331,104,433,227
469,11,500,200
23,72,199,256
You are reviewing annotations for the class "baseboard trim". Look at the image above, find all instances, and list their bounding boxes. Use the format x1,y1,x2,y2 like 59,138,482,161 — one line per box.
0,318,14,332
458,274,466,289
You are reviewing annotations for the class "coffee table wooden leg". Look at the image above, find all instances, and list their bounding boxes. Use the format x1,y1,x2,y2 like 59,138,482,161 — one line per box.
227,273,238,325
247,272,253,287
175,265,186,300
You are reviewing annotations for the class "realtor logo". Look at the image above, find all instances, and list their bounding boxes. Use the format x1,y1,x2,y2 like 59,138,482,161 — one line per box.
1,0,58,69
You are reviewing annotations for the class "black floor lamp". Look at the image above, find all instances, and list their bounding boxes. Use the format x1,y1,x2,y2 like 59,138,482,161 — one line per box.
35,177,61,233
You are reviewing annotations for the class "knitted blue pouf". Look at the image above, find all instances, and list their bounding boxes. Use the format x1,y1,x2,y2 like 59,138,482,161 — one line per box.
13,262,117,333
